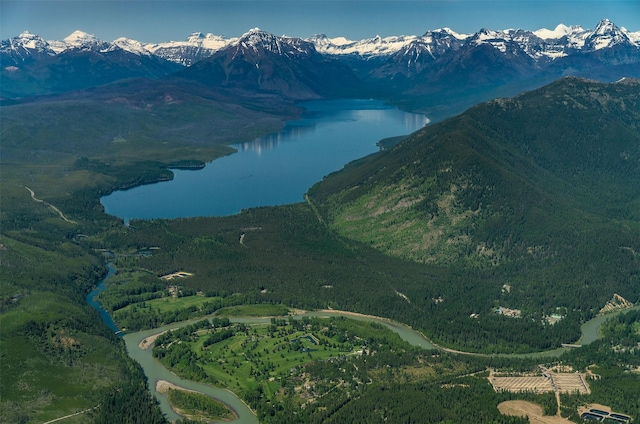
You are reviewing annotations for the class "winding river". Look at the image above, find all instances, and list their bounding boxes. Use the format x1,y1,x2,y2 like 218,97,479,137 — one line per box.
87,263,639,423
120,310,439,423
122,306,640,423
90,99,639,422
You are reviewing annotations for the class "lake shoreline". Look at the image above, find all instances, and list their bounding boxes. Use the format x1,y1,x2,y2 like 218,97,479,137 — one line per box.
101,99,428,221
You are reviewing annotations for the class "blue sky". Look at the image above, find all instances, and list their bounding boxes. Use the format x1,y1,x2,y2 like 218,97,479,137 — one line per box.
2,0,639,43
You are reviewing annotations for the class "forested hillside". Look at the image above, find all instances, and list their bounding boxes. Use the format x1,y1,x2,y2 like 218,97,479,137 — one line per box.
308,77,640,316
2,73,640,423
0,78,298,423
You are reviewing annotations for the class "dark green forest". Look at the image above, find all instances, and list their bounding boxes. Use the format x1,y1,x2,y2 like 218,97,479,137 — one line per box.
309,78,640,315
98,203,584,353
144,308,640,423
2,77,640,423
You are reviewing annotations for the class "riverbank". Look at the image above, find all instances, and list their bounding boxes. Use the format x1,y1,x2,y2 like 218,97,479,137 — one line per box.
93,263,638,423
156,380,239,422
124,324,259,424
139,331,167,350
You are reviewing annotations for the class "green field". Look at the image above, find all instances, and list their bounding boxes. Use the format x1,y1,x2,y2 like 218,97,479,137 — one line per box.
117,293,219,315
153,316,409,400
213,304,290,317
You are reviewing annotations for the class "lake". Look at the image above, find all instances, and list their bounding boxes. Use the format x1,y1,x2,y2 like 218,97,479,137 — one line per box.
100,99,428,221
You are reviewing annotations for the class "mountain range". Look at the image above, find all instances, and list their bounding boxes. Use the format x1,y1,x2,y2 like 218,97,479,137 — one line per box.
2,19,639,115
6,19,638,65
3,14,640,423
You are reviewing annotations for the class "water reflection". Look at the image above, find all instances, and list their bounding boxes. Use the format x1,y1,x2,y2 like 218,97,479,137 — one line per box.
406,113,431,128
101,99,428,220
234,121,317,154
233,102,429,155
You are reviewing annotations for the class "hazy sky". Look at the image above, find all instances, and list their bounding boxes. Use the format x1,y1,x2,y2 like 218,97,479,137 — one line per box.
2,0,639,43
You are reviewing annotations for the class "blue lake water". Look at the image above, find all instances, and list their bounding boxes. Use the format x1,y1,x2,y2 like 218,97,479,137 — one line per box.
101,99,428,221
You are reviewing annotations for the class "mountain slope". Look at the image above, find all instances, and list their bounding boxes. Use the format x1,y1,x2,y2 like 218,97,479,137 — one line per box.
145,32,236,66
172,28,365,99
1,31,182,98
308,77,640,310
374,20,640,120
3,20,639,109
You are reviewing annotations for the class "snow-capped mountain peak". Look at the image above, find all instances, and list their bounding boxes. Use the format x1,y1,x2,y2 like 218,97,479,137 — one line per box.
64,30,103,46
468,28,512,53
233,28,314,56
238,27,273,42
8,31,50,53
14,31,49,50
237,28,285,46
594,19,616,35
62,30,109,50
1,31,56,64
583,18,632,50
428,27,468,40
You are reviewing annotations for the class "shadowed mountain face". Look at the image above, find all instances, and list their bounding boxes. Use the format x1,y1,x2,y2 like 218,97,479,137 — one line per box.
172,29,366,100
308,77,640,282
1,32,182,98
2,20,639,117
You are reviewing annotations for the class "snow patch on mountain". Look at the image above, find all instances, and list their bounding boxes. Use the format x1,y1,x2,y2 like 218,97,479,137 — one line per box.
534,24,576,40
309,34,419,57
47,40,69,54
145,32,236,65
583,19,633,51
627,29,640,45
113,37,152,55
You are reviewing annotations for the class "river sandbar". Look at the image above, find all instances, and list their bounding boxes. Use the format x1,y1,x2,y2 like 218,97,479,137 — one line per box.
138,331,167,350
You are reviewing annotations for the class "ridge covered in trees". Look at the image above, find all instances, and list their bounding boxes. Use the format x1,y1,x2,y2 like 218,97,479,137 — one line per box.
2,77,639,422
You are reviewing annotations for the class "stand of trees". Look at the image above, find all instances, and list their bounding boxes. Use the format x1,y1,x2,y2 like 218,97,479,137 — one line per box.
97,203,590,353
